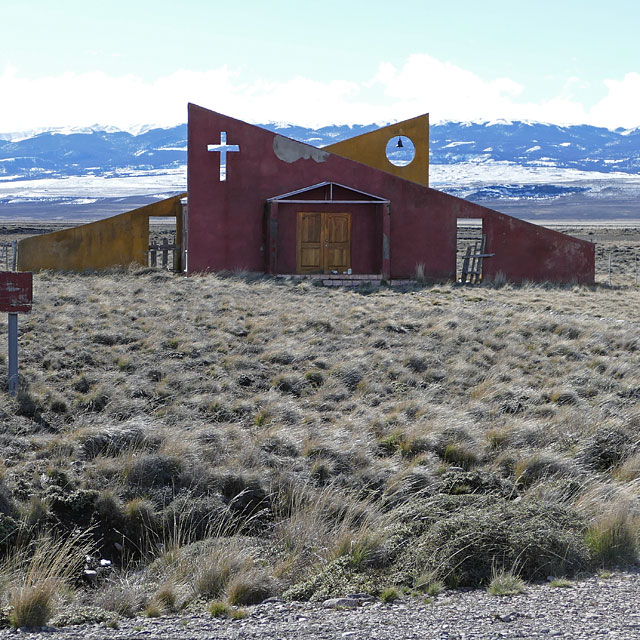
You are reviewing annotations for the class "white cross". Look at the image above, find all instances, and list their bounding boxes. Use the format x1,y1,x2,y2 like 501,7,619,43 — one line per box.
207,131,240,181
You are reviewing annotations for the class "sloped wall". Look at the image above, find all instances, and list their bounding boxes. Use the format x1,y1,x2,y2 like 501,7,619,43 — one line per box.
424,189,595,284
18,194,185,272
326,114,430,187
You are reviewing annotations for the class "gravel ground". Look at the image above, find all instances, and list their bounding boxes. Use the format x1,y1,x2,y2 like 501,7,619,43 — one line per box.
3,569,639,639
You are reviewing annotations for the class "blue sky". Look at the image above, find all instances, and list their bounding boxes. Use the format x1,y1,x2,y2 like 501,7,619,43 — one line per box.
2,0,640,130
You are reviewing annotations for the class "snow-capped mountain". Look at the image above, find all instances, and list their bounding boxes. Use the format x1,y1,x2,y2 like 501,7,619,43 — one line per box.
2,120,640,180
1,121,639,222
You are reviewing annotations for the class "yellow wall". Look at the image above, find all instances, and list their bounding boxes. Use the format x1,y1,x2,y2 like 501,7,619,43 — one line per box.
18,194,186,272
325,114,429,187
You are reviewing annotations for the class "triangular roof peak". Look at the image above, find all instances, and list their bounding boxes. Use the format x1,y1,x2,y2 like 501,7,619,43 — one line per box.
267,181,389,203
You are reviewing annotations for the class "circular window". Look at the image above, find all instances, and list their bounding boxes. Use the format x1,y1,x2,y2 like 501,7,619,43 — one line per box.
385,136,416,167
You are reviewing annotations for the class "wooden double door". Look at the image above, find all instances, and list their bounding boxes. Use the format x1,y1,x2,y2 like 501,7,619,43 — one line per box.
297,212,351,274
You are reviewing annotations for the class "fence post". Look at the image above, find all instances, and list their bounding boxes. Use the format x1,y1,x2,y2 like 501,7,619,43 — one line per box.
150,245,157,267
8,312,18,396
162,237,168,269
608,251,612,286
11,241,17,271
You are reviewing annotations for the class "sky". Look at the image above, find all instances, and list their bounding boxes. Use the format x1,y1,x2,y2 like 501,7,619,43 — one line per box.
2,0,640,132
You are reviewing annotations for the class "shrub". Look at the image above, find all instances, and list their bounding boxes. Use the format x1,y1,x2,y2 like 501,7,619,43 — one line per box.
549,578,573,588
514,453,574,489
193,547,247,599
442,442,479,470
226,568,277,605
49,395,68,414
487,568,526,596
9,582,53,628
123,498,158,554
79,426,151,459
96,575,147,618
0,513,20,553
124,454,183,487
23,496,49,528
6,531,93,628
75,386,110,412
379,587,400,603
585,513,638,568
15,388,43,420
580,427,636,471
154,583,178,613
209,600,231,618
304,370,324,386
0,482,16,517
439,470,517,499
389,493,590,587
414,572,444,596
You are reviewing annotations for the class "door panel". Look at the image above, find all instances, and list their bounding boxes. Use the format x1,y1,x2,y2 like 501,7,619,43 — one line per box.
297,213,323,273
325,214,351,273
297,212,351,273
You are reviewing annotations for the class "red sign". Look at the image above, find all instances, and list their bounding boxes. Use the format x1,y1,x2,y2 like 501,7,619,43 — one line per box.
0,272,33,313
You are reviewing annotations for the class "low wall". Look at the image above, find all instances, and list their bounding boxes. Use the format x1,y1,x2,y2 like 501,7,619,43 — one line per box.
17,194,186,272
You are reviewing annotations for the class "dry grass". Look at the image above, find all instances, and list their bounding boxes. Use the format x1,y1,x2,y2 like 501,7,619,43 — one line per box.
2,531,93,628
1,260,640,618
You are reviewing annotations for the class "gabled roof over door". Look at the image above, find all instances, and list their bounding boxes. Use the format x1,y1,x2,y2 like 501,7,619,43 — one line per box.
267,181,389,204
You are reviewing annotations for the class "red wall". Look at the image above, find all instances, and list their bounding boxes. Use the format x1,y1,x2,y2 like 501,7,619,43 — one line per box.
187,104,595,284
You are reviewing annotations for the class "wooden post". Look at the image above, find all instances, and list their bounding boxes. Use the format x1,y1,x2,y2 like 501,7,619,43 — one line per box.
161,237,169,269
461,246,472,284
175,200,183,273
635,252,638,287
150,245,157,267
11,241,17,271
382,202,391,281
608,251,612,286
8,312,18,396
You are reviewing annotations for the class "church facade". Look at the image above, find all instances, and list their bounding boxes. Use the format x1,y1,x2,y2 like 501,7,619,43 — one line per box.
185,103,594,283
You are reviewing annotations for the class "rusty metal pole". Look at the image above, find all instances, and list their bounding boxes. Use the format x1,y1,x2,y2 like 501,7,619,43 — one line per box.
8,312,18,396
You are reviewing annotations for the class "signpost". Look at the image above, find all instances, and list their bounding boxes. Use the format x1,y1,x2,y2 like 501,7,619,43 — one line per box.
0,272,33,396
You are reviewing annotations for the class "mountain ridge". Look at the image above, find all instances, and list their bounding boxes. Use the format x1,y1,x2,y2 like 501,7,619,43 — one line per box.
2,121,640,182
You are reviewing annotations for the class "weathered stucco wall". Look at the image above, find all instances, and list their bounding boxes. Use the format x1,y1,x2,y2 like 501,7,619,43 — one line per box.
187,105,448,278
18,195,186,272
187,104,594,283
325,114,430,187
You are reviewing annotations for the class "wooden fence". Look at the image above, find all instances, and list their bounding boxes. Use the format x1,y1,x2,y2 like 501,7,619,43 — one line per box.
148,238,178,270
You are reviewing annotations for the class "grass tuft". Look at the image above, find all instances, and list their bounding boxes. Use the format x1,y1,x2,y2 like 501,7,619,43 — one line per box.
487,569,526,596
585,513,638,568
549,578,573,588
379,587,401,603
5,531,93,628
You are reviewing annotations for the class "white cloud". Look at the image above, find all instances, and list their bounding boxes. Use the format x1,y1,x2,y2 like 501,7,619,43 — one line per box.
0,57,639,132
587,72,640,129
